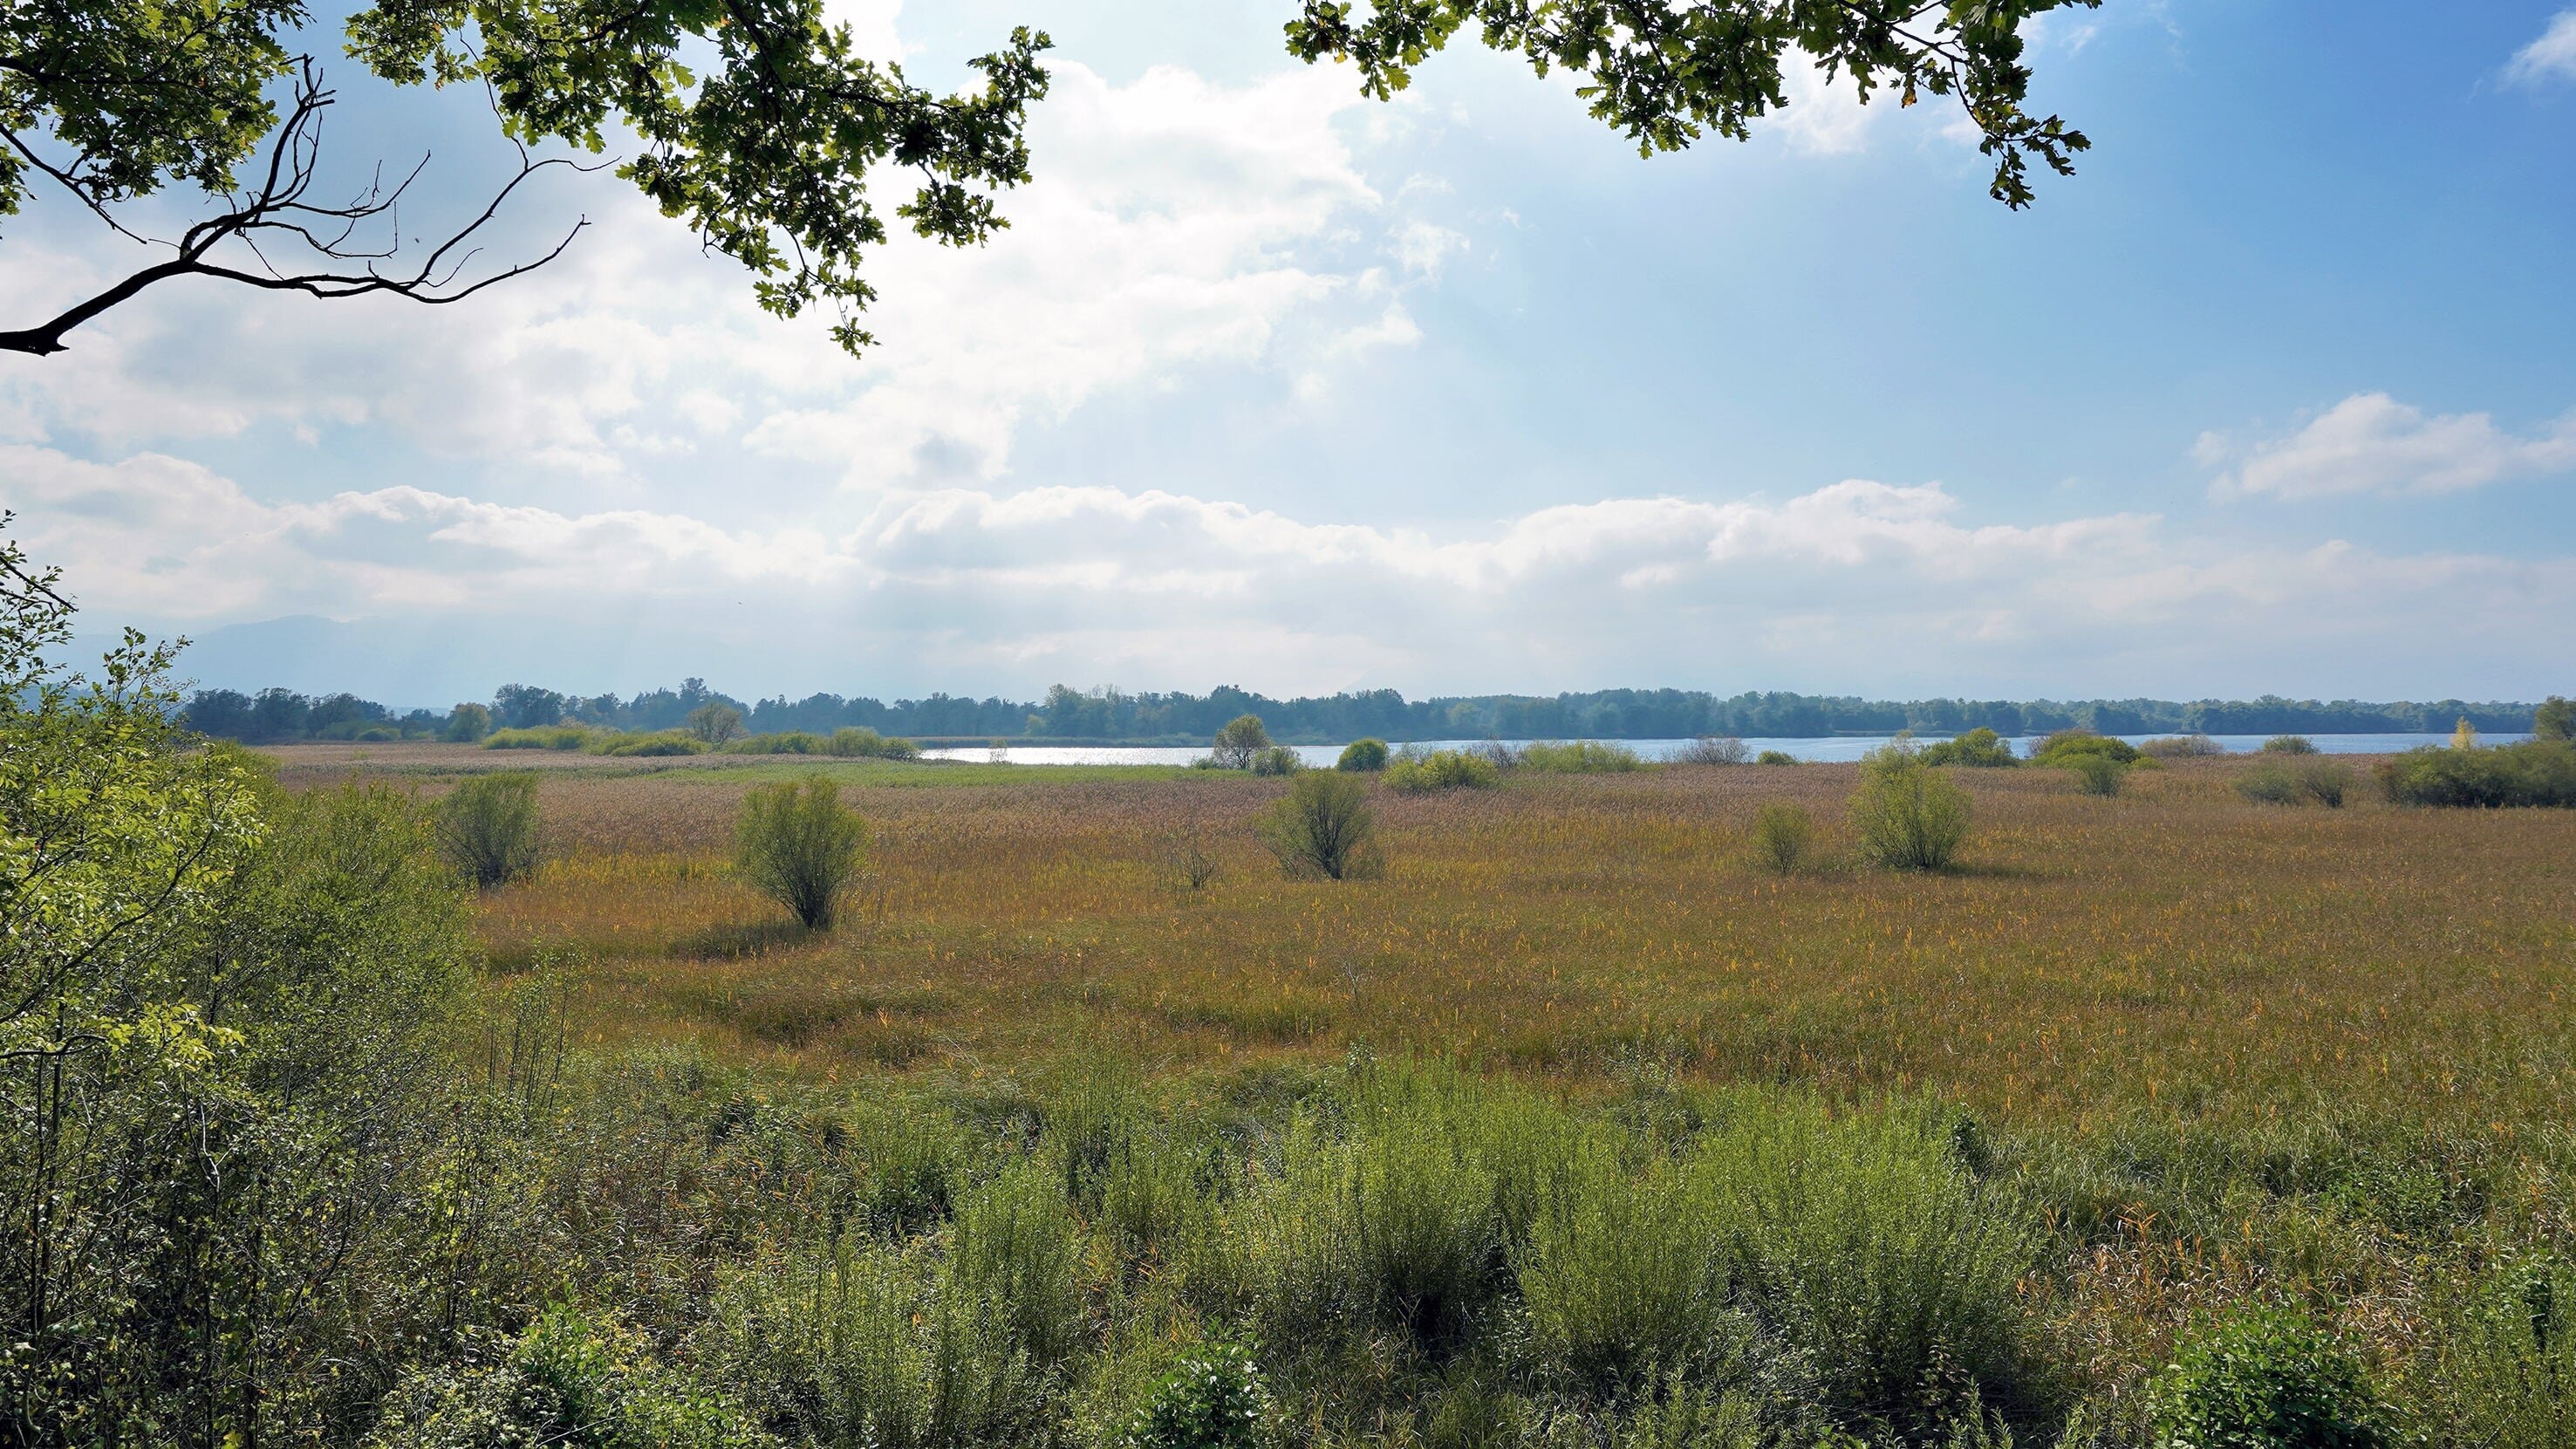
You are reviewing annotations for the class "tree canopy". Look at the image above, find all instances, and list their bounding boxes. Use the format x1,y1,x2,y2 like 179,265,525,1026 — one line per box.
4,0,2092,356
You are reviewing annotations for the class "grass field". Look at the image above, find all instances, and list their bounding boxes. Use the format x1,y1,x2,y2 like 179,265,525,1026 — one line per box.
264,742,2576,1444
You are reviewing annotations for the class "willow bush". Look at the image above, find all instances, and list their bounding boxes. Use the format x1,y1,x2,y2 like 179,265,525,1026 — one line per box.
735,776,870,928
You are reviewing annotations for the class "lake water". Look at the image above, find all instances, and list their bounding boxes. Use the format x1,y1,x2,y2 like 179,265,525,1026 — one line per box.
923,733,2527,767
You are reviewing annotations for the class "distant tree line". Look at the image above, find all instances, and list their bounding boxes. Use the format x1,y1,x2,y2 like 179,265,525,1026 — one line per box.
180,679,2549,745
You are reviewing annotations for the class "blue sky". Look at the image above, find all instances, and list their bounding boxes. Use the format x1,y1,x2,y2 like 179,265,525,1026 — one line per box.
5,1,2573,706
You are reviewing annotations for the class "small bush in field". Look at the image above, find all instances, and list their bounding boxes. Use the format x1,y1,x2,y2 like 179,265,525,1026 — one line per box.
1677,735,1750,765
1917,728,2018,768
1115,1343,1269,1449
1255,770,1383,880
2380,740,2576,808
686,702,746,745
1161,836,1220,892
483,724,596,750
1209,714,1273,769
1848,744,1971,871
437,771,541,887
1248,744,1303,776
2142,734,2224,759
2262,734,2320,755
2028,729,2142,767
1755,749,1799,766
2238,764,2304,805
1385,748,1501,793
600,729,708,756
2147,1304,2388,1449
1520,740,1644,773
827,727,919,759
2299,760,2355,808
1337,738,1390,771
735,776,869,929
1748,803,1814,874
2066,754,2127,796
2429,1254,2576,1449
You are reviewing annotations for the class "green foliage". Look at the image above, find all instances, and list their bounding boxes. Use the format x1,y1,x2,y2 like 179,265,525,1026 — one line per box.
367,1308,777,1449
2425,1254,2576,1449
1918,728,2019,768
2146,1304,2388,1449
1337,737,1391,772
2029,730,2142,767
2238,760,2355,809
1283,0,2095,209
599,728,710,756
1755,749,1800,766
1748,803,1814,875
830,726,923,760
1255,769,1384,880
1385,748,1502,793
2066,754,2127,797
1209,714,1274,769
1677,735,1752,765
734,776,870,928
2536,696,2575,743
2260,735,2320,755
1115,1342,1270,1449
686,702,746,746
1848,743,1972,871
439,770,543,887
2142,734,2224,759
1516,1138,1746,1386
484,723,600,750
2379,740,2576,808
443,701,495,742
1249,743,1304,776
1520,740,1646,773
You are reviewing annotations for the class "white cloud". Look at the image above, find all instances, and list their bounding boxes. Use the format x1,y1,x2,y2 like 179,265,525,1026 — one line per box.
2507,10,2576,86
1773,55,1879,155
18,440,2571,700
2200,392,2576,499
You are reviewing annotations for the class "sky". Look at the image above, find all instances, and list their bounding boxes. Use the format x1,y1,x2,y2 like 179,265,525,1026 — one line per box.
5,1,2575,707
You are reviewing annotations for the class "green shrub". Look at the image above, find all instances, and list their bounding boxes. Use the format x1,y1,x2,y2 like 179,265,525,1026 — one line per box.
2028,729,2141,767
735,776,870,929
1254,770,1383,880
723,730,825,755
2146,1303,2388,1449
1917,728,2019,768
1677,735,1751,765
828,727,921,759
2066,754,2127,797
437,771,542,887
1520,740,1646,773
686,702,746,745
483,724,596,750
1385,748,1502,793
2142,734,2224,759
367,1307,776,1449
599,729,710,756
2537,695,2574,743
1848,744,1971,871
441,702,493,742
2379,740,2576,808
2299,761,2354,808
950,1160,1085,1368
1248,744,1303,776
1747,803,1814,875
1115,1343,1270,1449
1209,714,1273,769
2238,764,2304,806
2426,1254,2576,1449
1755,749,1799,766
1337,738,1390,771
1517,1138,1740,1385
2261,734,2320,755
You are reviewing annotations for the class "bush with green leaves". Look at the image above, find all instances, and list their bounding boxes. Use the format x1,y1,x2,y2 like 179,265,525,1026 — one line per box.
367,1308,776,1449
2261,734,2320,755
1115,1342,1271,1449
1386,747,1503,793
1848,743,1971,871
1748,803,1814,875
1520,740,1646,773
600,728,709,756
2028,729,2142,767
2142,733,2224,759
1756,749,1799,766
1517,1138,1744,1386
1337,737,1390,771
441,701,493,742
2146,1304,2388,1449
1254,769,1384,880
1249,743,1303,776
830,726,923,759
483,723,598,750
1208,714,1274,769
437,770,543,887
2425,1254,2576,1449
2537,695,2574,743
2065,753,2127,797
735,776,871,928
1918,728,2019,768
2379,740,2576,808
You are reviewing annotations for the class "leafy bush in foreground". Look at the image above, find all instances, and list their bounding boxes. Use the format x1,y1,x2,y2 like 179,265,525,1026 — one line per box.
1918,728,2019,768
437,771,542,887
1748,803,1814,875
1386,748,1501,793
1255,769,1383,879
2147,1304,2388,1449
1336,737,1390,771
1520,740,1647,773
735,776,870,928
2380,740,2576,808
1848,744,1971,870
1116,1343,1270,1449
